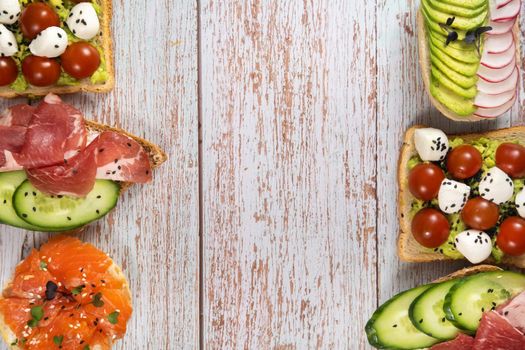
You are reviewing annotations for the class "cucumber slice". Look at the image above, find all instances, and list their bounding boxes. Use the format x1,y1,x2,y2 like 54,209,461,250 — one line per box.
0,171,46,231
366,285,439,349
444,271,525,332
13,180,120,231
409,280,463,340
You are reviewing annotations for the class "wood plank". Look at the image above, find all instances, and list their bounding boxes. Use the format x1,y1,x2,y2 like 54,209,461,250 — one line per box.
200,1,377,348
376,0,513,306
0,0,200,349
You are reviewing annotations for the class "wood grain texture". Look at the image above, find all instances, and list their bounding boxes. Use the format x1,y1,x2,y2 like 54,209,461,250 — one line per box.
0,0,199,349
200,0,377,348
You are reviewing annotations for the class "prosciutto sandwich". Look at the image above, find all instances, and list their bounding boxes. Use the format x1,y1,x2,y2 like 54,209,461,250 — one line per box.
0,94,166,232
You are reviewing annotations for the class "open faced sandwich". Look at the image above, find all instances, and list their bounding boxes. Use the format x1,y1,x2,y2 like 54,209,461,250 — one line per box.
0,93,166,232
418,0,520,121
0,0,113,97
399,126,525,267
0,235,132,349
366,265,525,349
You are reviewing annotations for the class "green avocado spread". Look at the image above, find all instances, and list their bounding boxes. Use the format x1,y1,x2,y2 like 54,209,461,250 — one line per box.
409,137,525,262
6,0,107,92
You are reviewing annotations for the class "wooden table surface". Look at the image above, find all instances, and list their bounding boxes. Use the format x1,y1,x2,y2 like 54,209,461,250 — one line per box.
0,0,523,349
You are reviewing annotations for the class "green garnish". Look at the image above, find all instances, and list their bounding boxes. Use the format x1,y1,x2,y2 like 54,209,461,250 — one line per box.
53,335,64,347
83,346,90,350
71,285,85,296
10,339,17,346
92,293,104,307
27,319,38,328
30,306,44,321
39,261,48,270
108,311,119,325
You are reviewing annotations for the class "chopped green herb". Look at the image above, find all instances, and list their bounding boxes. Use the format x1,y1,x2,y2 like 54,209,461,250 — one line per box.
108,311,119,325
10,338,17,346
53,335,64,347
71,285,85,296
31,306,44,321
27,319,38,328
92,293,104,307
83,345,90,350
40,261,48,270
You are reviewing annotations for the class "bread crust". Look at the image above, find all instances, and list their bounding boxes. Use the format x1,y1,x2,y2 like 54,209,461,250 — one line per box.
0,260,130,350
417,10,521,122
0,0,114,98
398,125,525,268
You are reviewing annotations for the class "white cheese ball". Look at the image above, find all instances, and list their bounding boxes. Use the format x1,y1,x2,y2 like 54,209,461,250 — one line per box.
438,179,470,214
479,166,514,205
0,0,21,25
414,128,449,161
29,26,68,58
455,230,492,264
66,3,100,40
0,24,17,57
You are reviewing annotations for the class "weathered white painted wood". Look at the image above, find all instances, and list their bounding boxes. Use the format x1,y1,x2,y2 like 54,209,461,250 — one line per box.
200,1,377,348
376,0,516,307
0,0,199,349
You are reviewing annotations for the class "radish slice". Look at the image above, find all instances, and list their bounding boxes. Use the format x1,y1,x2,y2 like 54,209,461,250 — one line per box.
484,32,514,53
495,0,513,8
477,66,519,95
490,0,521,21
474,88,515,108
486,18,516,35
481,40,516,68
474,94,516,118
477,55,516,82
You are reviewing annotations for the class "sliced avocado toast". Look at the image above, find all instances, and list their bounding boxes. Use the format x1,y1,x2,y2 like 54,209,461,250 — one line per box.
366,267,525,349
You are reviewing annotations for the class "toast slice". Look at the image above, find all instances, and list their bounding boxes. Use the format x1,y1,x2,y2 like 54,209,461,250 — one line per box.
398,125,525,268
0,0,114,98
85,120,168,191
417,10,521,122
0,257,131,350
432,264,501,283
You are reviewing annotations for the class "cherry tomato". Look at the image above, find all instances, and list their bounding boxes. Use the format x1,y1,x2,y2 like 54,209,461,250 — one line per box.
461,197,499,230
408,163,445,201
61,42,101,79
496,143,525,178
20,3,60,40
447,145,482,179
497,216,525,256
0,57,18,86
412,208,450,248
22,56,61,87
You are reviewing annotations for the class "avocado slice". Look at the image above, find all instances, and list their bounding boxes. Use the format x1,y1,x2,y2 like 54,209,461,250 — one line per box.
438,0,488,10
429,77,476,116
431,66,478,98
428,29,474,52
421,6,467,40
428,33,480,63
430,52,478,88
421,0,487,30
428,0,487,18
429,41,479,76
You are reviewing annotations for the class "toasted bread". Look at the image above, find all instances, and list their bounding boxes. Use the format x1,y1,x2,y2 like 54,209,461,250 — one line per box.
398,125,525,268
85,120,168,191
0,261,131,350
0,0,114,98
432,264,501,283
417,10,521,122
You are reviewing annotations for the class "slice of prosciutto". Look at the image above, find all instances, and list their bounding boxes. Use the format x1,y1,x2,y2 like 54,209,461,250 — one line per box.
498,291,525,334
26,145,97,197
0,126,26,169
472,311,525,349
0,104,35,127
86,132,152,183
14,94,87,169
430,333,474,349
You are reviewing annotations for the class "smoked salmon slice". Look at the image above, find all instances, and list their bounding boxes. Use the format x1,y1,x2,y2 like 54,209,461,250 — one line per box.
0,236,132,349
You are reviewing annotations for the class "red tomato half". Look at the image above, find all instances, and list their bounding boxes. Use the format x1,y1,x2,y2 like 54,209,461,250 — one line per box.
496,143,525,178
447,145,482,180
408,163,445,201
22,56,61,87
461,197,499,231
61,42,101,79
411,208,450,248
497,216,525,256
20,3,60,40
0,57,18,86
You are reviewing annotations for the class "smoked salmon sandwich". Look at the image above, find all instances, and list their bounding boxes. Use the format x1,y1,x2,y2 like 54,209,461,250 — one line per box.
0,93,167,232
0,235,132,349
